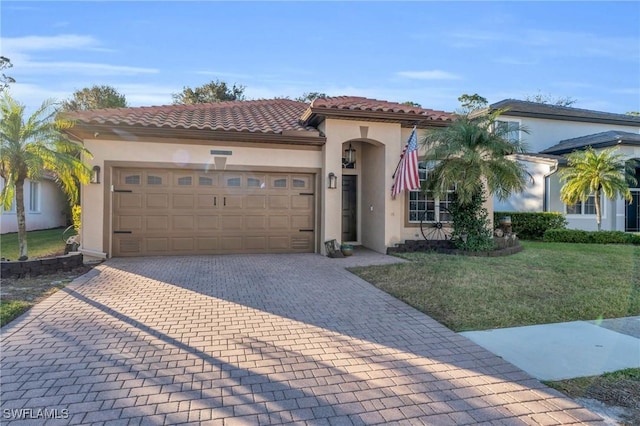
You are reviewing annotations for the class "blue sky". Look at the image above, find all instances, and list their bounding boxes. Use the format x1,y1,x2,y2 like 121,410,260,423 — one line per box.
3,1,639,114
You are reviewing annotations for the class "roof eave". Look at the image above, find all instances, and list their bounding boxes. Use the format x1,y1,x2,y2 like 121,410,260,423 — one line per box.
302,107,452,128
62,123,327,146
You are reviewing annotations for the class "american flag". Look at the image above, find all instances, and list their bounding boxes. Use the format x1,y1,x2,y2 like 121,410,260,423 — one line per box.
391,127,420,198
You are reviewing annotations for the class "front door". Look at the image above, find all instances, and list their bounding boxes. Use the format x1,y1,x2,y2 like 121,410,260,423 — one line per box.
626,190,640,232
342,175,357,242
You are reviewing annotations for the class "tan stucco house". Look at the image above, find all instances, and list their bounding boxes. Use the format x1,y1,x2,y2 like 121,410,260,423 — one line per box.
61,97,455,259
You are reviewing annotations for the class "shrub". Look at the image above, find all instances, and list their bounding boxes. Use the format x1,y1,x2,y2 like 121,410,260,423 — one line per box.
544,229,640,245
450,192,494,251
494,212,567,240
72,205,82,233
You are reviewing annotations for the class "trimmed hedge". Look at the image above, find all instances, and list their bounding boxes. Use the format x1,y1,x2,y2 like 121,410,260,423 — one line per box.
544,229,640,245
493,212,568,240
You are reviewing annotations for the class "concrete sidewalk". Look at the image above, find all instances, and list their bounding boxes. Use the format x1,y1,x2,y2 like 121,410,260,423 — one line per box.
461,317,640,381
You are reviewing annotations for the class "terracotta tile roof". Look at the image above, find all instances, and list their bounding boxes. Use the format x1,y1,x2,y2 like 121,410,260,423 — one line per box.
63,99,314,134
309,96,454,122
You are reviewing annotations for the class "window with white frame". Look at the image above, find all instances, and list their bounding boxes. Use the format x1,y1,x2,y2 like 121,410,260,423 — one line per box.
408,161,455,223
566,195,597,215
29,181,41,212
494,120,520,142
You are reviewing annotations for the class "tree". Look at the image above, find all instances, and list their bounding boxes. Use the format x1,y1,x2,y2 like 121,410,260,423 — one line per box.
1,56,15,93
560,147,636,231
61,85,127,111
172,80,245,105
421,108,529,250
402,101,422,108
626,111,640,116
295,92,327,103
0,93,92,260
525,92,576,107
457,93,488,112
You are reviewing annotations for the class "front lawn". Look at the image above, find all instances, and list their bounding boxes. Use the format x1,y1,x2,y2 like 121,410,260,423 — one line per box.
351,241,640,332
1,227,68,260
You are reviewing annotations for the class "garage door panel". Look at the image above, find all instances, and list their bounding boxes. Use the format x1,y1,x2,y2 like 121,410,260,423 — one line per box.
145,237,169,252
245,236,267,250
117,193,143,209
268,236,289,250
245,215,267,230
113,169,315,256
116,215,143,230
115,237,141,254
220,236,243,251
173,215,194,230
197,194,218,208
197,215,219,230
147,216,169,231
291,215,312,229
173,194,195,209
268,215,289,229
221,215,243,230
291,195,313,209
246,195,266,209
171,237,194,251
269,195,290,209
197,237,218,250
147,193,169,208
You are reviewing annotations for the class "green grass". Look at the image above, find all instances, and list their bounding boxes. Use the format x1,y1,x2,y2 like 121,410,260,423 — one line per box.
351,241,640,332
0,300,31,327
1,227,68,260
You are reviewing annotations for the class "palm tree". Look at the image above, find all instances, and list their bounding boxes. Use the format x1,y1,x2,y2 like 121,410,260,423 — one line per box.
0,93,92,260
560,147,637,231
421,109,530,250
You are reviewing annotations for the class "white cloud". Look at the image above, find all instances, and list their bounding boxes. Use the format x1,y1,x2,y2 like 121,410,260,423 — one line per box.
396,70,461,80
3,34,103,52
19,61,158,76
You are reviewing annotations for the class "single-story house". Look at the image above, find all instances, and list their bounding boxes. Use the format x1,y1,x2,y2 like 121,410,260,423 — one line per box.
61,97,457,259
1,176,68,234
486,100,640,232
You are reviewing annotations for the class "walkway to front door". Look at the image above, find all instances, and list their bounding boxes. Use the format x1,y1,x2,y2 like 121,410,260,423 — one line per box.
0,253,603,424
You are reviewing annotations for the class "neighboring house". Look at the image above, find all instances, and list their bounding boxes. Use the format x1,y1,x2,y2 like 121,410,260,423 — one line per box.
486,100,640,232
0,176,68,234
60,97,456,259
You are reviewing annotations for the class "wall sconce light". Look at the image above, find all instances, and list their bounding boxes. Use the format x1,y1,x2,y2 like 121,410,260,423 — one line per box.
91,165,101,184
328,172,337,189
343,143,356,168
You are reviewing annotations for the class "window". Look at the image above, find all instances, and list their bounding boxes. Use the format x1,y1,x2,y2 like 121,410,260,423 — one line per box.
177,176,192,186
273,178,287,188
408,161,455,223
147,175,162,185
566,195,597,215
495,120,520,142
198,176,213,186
248,178,263,188
29,182,40,212
226,177,241,187
124,175,141,185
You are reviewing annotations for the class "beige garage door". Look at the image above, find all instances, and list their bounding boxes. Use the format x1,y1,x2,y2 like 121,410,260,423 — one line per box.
112,168,315,256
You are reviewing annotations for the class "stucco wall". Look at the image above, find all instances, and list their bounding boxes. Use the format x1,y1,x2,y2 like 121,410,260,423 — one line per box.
493,160,554,212
321,119,403,254
1,178,67,234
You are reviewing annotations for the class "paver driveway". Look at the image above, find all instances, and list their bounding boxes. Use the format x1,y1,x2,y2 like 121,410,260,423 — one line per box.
1,252,603,425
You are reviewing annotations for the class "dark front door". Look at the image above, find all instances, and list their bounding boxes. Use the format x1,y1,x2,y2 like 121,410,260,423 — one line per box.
626,190,640,232
342,175,357,242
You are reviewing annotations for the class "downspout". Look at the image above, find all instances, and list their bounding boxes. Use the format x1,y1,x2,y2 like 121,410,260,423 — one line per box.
543,160,560,212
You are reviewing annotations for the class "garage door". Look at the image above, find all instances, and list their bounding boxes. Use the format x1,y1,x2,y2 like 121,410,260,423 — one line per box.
112,168,315,256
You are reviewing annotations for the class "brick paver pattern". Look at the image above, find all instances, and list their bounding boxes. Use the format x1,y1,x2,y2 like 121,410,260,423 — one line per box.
1,254,604,425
